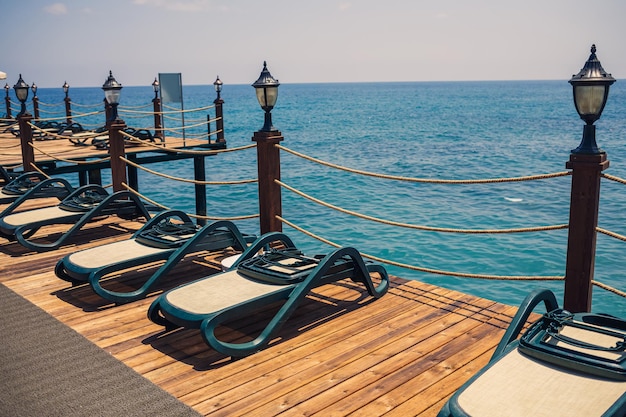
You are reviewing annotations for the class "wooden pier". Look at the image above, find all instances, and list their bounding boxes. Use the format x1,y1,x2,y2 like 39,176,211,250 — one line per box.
0,213,519,416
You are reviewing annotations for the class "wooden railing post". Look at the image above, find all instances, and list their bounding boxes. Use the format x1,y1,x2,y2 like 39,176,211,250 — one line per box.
193,155,207,226
18,112,35,172
64,96,72,124
214,98,225,144
564,147,609,312
4,94,11,119
253,130,283,234
153,96,163,141
108,118,128,192
32,96,39,120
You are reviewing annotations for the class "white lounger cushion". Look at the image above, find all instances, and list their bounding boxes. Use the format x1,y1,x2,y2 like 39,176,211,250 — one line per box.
2,206,74,227
66,239,169,269
457,348,626,417
165,270,288,315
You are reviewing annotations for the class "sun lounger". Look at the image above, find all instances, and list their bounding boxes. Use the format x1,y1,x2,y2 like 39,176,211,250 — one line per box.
0,184,151,251
54,210,256,303
0,172,74,211
148,232,389,357
0,165,20,185
437,289,626,417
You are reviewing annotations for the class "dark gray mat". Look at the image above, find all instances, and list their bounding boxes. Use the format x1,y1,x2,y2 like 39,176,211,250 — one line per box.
0,284,201,417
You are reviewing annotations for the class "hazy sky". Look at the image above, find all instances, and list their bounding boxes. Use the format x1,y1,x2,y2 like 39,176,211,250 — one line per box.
3,0,625,88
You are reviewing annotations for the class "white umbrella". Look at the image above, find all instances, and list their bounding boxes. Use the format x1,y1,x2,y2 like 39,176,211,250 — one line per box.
0,71,6,80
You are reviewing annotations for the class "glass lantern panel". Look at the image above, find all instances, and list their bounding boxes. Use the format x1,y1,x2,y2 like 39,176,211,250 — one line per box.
574,85,605,116
264,86,278,108
105,89,121,105
15,88,28,102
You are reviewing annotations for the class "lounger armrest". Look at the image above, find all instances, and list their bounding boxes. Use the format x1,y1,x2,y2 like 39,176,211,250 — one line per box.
491,288,559,360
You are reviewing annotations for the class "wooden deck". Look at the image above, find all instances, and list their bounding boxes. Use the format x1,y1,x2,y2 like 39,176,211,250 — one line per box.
0,213,520,416
0,128,219,169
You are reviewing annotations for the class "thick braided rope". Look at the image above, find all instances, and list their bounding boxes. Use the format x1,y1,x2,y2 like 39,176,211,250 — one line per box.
277,179,568,234
36,100,63,107
120,182,259,221
28,142,111,164
278,145,571,184
277,215,564,281
602,173,626,185
592,280,626,298
120,156,257,185
118,102,153,110
597,227,626,242
70,101,103,109
157,103,216,113
28,162,52,179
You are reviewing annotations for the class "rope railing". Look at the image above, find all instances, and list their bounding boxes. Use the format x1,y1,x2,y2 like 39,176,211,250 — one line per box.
70,101,103,109
36,100,63,107
120,182,259,221
119,102,153,110
277,179,568,234
274,146,626,299
121,133,255,155
277,215,565,281
591,280,626,299
278,144,572,184
28,142,111,164
161,103,215,113
602,172,626,185
119,156,257,185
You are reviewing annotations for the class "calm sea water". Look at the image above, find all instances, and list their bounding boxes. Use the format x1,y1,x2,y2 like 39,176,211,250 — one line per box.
25,80,626,316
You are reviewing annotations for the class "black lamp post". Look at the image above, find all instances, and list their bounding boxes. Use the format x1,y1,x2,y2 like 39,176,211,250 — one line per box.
152,77,159,99
569,44,616,154
13,74,29,117
102,70,123,122
4,83,11,119
213,75,223,101
31,82,39,119
63,80,72,123
563,44,615,312
252,61,280,131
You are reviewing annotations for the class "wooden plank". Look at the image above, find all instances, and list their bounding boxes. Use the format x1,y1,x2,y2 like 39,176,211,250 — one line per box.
0,221,523,416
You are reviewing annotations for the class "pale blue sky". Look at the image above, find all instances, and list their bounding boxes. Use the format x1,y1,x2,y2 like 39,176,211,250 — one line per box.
3,0,625,87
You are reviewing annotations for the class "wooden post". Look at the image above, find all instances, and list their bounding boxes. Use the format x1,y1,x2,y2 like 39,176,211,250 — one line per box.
5,94,11,119
108,118,128,192
563,149,609,312
253,130,283,234
153,96,163,141
103,99,110,126
64,96,72,124
32,96,39,120
214,98,225,143
193,156,207,226
18,112,35,172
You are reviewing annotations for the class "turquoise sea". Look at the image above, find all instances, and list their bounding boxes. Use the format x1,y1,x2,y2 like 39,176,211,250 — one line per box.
22,79,626,316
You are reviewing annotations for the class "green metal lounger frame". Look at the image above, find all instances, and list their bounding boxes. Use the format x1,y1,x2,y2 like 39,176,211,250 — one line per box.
0,184,151,252
437,289,626,417
0,165,19,185
55,210,256,303
0,172,74,209
148,232,389,357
